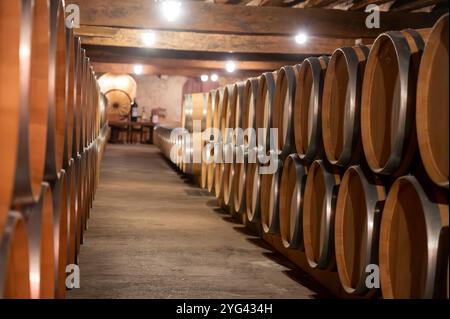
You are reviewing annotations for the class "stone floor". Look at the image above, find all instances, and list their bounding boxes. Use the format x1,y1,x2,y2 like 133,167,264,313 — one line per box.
67,144,329,299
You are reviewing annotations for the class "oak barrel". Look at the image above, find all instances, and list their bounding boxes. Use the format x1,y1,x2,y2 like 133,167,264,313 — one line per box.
416,14,449,188
303,160,340,269
361,30,424,175
322,46,369,167
335,166,385,295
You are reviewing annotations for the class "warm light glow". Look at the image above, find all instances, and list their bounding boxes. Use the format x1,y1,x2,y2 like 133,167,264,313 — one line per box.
161,1,181,22
142,32,156,46
210,74,219,82
200,74,209,82
30,271,40,299
225,61,236,73
133,64,143,75
295,32,308,45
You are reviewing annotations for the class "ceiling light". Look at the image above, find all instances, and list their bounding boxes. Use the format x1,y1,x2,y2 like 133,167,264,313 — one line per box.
201,74,209,82
295,32,308,45
225,61,236,73
142,32,156,46
133,64,143,75
161,1,181,22
210,74,219,82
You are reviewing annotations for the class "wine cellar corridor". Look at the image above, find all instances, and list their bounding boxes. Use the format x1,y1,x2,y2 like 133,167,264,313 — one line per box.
0,0,448,304
67,144,324,299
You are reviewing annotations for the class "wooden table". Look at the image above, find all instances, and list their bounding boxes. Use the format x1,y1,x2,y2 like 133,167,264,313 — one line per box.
109,121,154,144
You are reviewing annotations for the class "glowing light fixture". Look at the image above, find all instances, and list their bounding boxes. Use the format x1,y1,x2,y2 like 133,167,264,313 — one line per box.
295,32,308,45
133,64,143,75
225,61,236,73
201,74,209,82
161,1,181,22
142,32,156,46
210,74,219,82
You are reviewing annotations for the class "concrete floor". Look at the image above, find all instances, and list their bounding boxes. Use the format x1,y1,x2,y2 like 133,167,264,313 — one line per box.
68,144,329,299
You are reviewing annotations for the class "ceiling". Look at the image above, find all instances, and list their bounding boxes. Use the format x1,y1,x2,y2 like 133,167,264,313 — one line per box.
206,0,448,12
68,0,447,80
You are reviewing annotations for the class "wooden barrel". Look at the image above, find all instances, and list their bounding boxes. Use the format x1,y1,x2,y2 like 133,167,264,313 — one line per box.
183,93,207,133
335,166,385,296
214,144,225,201
74,154,84,262
208,89,223,193
0,0,29,223
67,160,77,266
73,39,83,155
206,143,216,194
242,77,259,149
200,142,210,190
274,65,298,159
28,182,55,299
279,154,307,249
233,82,245,146
245,148,261,223
233,145,248,214
27,0,52,201
303,160,340,269
0,211,30,299
379,176,449,299
206,90,216,133
214,87,232,201
260,152,282,234
361,30,424,175
98,73,137,117
416,14,449,188
64,25,74,165
294,57,329,164
213,88,223,137
220,85,236,144
45,0,68,179
322,46,369,167
222,82,243,208
222,144,235,207
80,51,88,151
201,90,217,189
256,72,277,153
51,170,68,298
183,132,203,176
88,66,94,145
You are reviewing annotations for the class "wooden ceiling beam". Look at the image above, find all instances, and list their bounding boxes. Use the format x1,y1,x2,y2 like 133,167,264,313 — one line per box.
75,26,361,55
66,0,440,38
390,0,447,12
299,0,341,8
92,62,261,78
91,57,291,72
349,0,395,11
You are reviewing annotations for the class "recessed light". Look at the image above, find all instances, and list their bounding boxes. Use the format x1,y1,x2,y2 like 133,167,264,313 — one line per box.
133,64,143,75
210,74,219,82
201,74,209,82
142,32,156,46
295,32,308,45
161,1,181,22
225,61,236,73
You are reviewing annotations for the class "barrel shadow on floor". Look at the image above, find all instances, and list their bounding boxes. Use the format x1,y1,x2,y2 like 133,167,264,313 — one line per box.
228,220,334,299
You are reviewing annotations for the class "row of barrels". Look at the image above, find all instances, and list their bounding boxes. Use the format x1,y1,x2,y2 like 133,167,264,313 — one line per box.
155,14,449,299
0,0,109,299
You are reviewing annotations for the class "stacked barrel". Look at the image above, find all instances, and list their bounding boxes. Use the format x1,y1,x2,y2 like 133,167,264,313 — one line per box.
155,14,449,299
154,92,209,177
0,0,109,299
